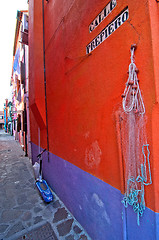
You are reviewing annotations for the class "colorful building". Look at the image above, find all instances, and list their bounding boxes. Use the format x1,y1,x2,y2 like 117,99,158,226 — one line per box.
7,101,13,135
29,0,159,239
11,10,30,156
3,99,8,132
0,110,4,130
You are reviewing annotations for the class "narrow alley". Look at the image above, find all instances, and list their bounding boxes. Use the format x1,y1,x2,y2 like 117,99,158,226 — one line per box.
0,130,91,240
1,0,159,239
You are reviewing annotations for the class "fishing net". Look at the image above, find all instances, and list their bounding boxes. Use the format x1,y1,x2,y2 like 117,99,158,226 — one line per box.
120,45,152,225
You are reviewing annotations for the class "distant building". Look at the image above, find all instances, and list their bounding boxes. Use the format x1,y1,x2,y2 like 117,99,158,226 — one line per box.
3,99,13,134
3,99,8,132
7,101,13,135
11,10,30,156
0,110,4,130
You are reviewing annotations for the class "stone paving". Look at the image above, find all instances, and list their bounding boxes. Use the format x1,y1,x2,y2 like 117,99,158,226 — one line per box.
0,131,91,240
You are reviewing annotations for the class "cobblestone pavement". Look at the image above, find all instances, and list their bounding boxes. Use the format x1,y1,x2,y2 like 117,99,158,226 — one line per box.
0,131,91,240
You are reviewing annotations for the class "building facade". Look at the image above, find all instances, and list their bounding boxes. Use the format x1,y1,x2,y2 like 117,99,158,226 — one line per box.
0,110,4,130
11,10,30,156
3,99,8,132
29,0,159,239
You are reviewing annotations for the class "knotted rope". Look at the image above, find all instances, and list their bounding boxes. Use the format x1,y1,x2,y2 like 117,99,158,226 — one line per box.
122,144,152,225
121,45,152,226
122,45,145,114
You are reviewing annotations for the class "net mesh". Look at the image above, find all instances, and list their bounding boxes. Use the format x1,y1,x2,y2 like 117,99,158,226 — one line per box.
121,45,152,225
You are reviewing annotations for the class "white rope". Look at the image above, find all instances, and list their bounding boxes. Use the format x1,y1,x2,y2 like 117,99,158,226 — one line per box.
122,47,145,114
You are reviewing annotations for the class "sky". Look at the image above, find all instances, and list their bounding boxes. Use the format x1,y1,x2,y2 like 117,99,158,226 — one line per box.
0,0,28,110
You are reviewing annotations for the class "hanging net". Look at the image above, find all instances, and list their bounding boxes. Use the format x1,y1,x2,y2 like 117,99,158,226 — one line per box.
121,45,152,225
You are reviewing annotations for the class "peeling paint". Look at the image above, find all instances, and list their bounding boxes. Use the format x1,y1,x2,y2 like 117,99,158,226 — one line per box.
91,193,111,224
92,193,104,208
102,210,111,224
79,205,82,210
84,131,90,139
84,194,89,202
85,140,102,168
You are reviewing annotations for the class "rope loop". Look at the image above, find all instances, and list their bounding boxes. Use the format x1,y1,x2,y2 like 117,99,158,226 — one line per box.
122,46,145,114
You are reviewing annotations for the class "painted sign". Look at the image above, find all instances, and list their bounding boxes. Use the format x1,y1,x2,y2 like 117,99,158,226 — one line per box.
89,0,117,33
86,7,129,54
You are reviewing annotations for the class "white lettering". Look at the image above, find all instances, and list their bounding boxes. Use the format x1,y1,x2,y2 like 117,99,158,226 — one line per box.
106,4,111,16
86,44,91,54
122,11,129,22
100,31,105,42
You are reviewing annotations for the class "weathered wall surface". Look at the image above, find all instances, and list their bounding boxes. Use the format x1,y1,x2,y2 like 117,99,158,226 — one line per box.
29,0,159,239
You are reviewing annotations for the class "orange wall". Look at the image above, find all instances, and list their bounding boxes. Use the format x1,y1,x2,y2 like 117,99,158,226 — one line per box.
149,0,159,213
29,0,159,212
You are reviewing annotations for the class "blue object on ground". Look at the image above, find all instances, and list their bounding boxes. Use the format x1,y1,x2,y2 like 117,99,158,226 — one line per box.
35,148,53,203
36,179,53,202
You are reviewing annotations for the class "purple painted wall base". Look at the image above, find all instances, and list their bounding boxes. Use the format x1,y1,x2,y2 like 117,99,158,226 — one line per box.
31,142,158,240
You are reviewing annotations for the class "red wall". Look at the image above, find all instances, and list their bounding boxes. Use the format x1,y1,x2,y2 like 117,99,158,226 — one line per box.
29,0,47,146
29,0,159,212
